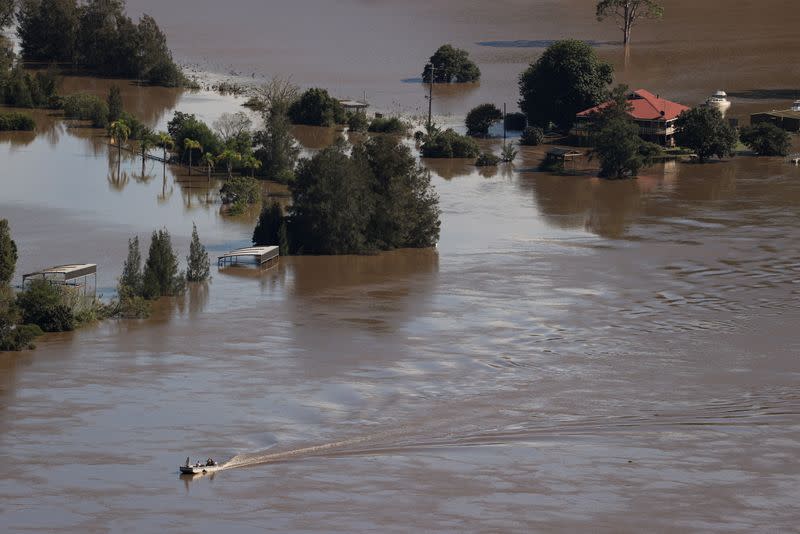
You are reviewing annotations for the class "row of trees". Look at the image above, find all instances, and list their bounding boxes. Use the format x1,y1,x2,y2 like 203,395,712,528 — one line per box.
253,136,440,255
11,0,187,86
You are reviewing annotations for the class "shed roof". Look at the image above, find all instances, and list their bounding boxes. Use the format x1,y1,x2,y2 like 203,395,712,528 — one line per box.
752,109,800,120
23,264,97,280
578,89,690,121
547,147,582,157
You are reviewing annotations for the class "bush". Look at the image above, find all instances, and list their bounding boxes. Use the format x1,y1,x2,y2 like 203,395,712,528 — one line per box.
740,122,791,156
288,88,346,126
475,152,500,167
62,93,109,128
421,129,480,158
0,321,43,351
347,112,369,133
422,44,480,83
504,112,527,131
520,126,544,146
0,112,35,131
466,103,503,137
220,176,261,206
16,279,75,332
368,116,409,134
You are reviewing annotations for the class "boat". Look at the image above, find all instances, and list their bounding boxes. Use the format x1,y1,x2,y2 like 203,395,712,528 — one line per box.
704,90,731,114
180,459,222,474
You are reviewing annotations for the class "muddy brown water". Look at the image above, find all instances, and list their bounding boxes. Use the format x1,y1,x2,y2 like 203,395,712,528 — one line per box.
2,2,800,532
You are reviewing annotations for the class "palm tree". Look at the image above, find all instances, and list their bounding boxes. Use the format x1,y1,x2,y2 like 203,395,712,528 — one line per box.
108,120,131,173
201,152,215,181
109,120,130,158
243,155,262,178
139,130,157,176
184,138,202,175
216,149,242,179
158,131,174,165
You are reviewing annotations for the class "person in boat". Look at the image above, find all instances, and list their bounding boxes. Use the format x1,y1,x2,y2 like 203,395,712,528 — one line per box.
206,458,215,466
185,457,190,467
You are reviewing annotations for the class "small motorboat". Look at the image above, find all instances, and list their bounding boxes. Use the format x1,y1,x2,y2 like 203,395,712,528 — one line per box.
180,458,222,474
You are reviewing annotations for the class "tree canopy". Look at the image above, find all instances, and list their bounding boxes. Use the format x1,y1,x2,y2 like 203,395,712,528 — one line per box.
422,44,480,83
739,122,791,157
596,0,664,45
465,103,502,137
275,137,440,255
518,39,613,130
288,88,346,127
16,0,187,86
674,107,737,162
186,224,210,282
0,218,17,285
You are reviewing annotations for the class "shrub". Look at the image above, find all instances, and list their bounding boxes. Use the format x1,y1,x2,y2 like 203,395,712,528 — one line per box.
520,126,544,146
421,129,480,158
475,152,500,167
368,116,408,134
62,93,109,128
288,88,346,126
501,142,518,163
466,103,503,137
740,122,791,156
504,112,527,131
0,321,43,351
347,112,369,133
0,112,36,131
16,279,75,332
422,44,481,83
220,176,261,206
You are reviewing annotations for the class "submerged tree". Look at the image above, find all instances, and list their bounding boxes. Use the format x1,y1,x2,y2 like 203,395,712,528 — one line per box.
674,107,737,162
119,236,143,297
142,228,184,298
739,122,791,157
185,223,210,282
422,44,481,83
596,0,664,45
0,218,17,285
107,84,123,123
465,103,503,137
518,39,613,130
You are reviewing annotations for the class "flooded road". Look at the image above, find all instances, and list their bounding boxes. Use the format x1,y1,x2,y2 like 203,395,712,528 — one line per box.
2,1,800,532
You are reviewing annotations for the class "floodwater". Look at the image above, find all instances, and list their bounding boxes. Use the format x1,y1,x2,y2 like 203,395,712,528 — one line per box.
2,1,800,532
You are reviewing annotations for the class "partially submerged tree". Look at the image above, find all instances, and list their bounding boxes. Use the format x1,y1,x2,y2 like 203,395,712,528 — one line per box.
674,107,737,162
422,44,480,83
16,279,74,332
253,202,287,255
142,228,184,298
108,119,130,168
213,111,252,147
119,235,143,298
465,103,503,137
186,223,210,282
288,87,346,126
107,84,123,122
216,149,242,179
183,138,202,175
421,128,480,158
739,122,791,157
591,85,660,178
519,39,613,130
519,126,544,146
0,218,17,285
596,0,664,45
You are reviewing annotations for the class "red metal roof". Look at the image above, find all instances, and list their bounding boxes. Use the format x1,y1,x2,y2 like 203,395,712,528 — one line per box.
577,89,690,121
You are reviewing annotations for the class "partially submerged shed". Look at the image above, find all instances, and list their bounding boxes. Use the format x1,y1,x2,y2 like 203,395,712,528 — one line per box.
751,101,800,132
22,264,97,296
217,246,279,267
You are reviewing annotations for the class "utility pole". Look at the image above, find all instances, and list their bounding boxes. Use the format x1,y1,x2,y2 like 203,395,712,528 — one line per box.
427,62,434,131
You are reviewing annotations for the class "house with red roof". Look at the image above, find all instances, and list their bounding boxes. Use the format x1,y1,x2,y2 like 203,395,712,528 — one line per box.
571,89,690,146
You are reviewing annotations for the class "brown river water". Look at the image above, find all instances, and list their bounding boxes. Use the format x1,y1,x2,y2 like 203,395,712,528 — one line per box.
2,1,800,532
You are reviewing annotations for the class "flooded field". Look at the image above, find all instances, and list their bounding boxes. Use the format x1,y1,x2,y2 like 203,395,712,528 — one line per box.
2,1,800,532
